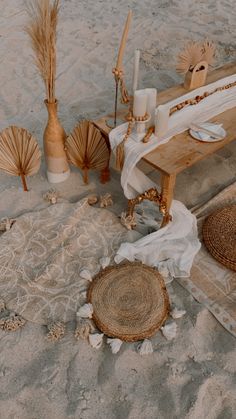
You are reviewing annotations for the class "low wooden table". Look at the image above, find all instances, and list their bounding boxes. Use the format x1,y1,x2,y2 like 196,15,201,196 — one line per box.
94,62,236,225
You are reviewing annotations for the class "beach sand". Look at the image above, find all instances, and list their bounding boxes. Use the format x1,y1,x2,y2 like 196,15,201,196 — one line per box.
0,1,235,418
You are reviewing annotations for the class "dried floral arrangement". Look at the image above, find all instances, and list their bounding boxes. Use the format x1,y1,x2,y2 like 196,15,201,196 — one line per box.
25,0,59,103
176,40,216,74
65,121,110,184
0,126,41,191
25,0,70,183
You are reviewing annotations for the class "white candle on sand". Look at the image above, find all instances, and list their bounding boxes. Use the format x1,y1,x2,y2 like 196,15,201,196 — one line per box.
145,88,157,127
155,105,169,138
132,49,140,92
133,90,148,117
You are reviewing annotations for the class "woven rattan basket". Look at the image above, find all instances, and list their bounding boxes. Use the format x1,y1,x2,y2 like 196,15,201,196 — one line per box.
203,204,236,271
87,262,170,342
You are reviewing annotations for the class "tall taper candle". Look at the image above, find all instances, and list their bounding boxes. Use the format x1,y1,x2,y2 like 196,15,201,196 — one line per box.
116,10,132,71
132,49,140,92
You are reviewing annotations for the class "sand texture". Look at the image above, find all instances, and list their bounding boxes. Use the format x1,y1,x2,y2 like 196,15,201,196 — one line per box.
0,0,236,418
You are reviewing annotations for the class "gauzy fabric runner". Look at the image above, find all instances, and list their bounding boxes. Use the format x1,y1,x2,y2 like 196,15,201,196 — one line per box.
115,200,201,278
109,73,236,200
109,74,236,278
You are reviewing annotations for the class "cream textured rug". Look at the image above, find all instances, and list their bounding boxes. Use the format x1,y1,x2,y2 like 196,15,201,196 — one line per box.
0,198,134,325
177,182,236,337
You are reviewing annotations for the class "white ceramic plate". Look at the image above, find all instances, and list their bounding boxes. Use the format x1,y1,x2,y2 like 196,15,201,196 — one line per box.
189,122,226,143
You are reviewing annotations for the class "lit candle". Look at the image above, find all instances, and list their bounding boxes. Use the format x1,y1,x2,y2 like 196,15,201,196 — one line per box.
145,88,157,127
155,105,169,138
116,10,132,71
132,49,140,92
133,90,148,118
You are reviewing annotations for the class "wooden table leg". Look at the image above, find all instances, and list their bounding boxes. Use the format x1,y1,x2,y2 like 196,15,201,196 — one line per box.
161,173,176,227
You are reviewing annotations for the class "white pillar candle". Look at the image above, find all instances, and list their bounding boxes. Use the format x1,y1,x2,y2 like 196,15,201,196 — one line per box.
132,49,140,92
155,105,169,138
133,90,147,118
145,88,157,127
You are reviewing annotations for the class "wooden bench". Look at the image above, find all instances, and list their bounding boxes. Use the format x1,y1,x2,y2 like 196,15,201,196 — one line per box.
94,62,236,225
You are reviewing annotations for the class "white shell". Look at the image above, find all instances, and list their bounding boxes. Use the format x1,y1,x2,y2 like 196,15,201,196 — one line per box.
77,303,93,319
139,339,153,355
99,257,111,269
120,212,136,230
75,318,94,340
100,193,113,208
79,269,92,281
89,333,104,349
171,307,186,319
87,195,98,205
43,189,59,204
107,338,123,354
0,217,15,232
161,322,177,340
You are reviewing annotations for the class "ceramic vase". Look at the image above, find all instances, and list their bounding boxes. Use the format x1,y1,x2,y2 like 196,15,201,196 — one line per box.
184,61,208,90
43,99,70,183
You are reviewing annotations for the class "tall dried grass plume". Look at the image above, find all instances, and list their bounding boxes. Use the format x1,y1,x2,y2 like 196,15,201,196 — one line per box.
25,0,59,103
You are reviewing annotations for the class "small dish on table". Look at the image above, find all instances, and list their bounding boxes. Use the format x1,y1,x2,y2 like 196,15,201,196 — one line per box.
189,122,226,143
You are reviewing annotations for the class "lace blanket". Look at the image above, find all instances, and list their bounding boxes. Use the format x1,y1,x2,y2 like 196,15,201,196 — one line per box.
0,199,133,325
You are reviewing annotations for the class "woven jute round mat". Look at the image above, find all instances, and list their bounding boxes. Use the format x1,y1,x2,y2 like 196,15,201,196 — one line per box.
203,204,236,271
87,262,170,342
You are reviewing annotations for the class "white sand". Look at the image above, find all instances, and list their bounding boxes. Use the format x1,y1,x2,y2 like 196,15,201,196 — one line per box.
0,1,236,418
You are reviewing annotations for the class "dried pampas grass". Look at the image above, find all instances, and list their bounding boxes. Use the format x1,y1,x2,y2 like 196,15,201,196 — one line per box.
25,0,59,103
0,126,41,191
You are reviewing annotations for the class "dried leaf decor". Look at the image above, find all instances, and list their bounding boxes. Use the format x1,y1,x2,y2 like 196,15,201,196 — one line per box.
176,39,216,75
65,121,110,184
0,126,41,191
25,0,59,103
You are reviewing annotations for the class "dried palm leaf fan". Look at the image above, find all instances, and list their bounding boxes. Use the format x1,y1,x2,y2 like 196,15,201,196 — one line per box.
65,121,110,184
0,126,41,191
176,39,215,90
25,0,70,183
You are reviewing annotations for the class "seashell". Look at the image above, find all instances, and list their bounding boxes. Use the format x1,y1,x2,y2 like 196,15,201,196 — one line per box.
107,338,123,354
100,193,113,208
120,212,136,230
65,120,110,184
75,318,94,340
79,269,92,281
89,333,104,349
77,303,93,319
0,126,41,191
171,307,186,319
161,322,177,340
99,257,111,269
43,189,59,204
138,339,153,355
0,217,15,232
87,195,98,205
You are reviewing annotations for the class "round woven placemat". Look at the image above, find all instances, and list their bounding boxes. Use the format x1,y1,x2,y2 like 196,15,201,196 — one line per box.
87,262,170,342
203,204,236,271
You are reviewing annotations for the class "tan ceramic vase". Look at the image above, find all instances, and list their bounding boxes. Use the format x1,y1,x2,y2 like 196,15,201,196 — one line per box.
43,99,70,183
184,60,208,90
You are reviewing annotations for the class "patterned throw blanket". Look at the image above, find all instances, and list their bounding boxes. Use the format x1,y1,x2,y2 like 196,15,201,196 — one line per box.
0,199,132,325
